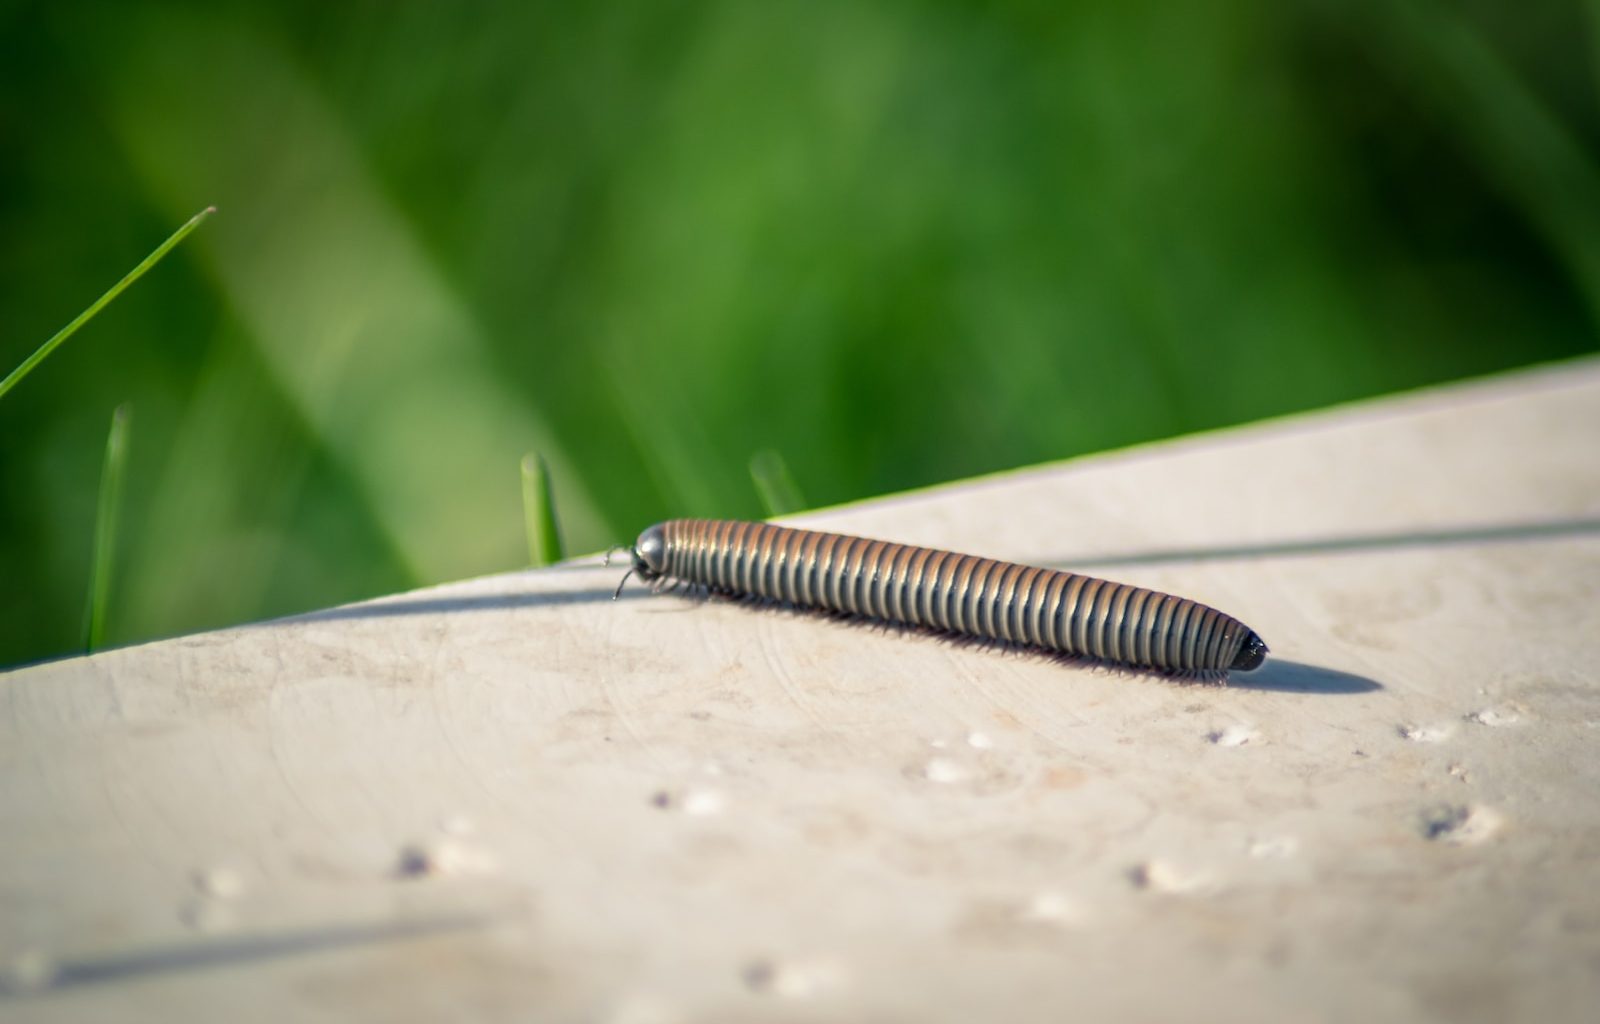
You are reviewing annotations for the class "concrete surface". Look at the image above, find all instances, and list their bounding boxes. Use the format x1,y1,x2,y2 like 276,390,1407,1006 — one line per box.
3,357,1599,1023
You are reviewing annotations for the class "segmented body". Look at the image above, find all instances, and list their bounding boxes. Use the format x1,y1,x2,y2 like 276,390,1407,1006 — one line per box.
627,519,1267,675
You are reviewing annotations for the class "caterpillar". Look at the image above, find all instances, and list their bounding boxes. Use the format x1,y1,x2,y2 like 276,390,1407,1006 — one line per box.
618,519,1268,676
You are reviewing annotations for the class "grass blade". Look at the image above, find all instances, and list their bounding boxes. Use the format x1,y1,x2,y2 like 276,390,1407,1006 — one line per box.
84,404,133,652
521,453,565,567
749,449,806,517
1,206,215,402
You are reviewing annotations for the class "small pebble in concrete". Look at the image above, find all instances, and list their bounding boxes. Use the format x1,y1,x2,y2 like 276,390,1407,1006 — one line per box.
1420,804,1504,845
192,865,245,900
1015,890,1086,926
922,757,971,784
742,956,844,998
181,864,244,932
397,837,499,877
1466,707,1521,727
649,788,725,816
1248,836,1299,860
680,789,725,817
1398,723,1452,743
1128,860,1211,894
1207,724,1260,747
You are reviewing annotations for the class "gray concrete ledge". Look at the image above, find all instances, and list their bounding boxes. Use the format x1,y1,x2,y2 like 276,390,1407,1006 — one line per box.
4,358,1599,1022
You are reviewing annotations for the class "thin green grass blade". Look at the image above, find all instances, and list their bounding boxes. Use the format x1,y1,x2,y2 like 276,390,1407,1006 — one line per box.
0,206,215,402
749,449,806,516
84,404,132,652
521,453,565,567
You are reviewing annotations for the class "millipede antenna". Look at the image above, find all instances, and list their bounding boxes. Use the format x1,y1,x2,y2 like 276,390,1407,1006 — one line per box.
611,568,636,601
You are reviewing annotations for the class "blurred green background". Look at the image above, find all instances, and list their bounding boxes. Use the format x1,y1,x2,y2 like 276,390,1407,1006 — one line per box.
3,0,1597,668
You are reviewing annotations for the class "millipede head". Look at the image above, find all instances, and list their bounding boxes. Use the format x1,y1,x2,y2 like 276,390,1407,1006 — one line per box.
630,523,668,582
1231,630,1269,672
613,524,671,600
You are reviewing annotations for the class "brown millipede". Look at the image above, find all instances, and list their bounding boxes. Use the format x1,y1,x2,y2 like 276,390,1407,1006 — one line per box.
617,519,1268,677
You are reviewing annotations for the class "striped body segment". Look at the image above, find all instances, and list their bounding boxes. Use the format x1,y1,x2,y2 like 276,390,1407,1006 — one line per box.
627,519,1267,675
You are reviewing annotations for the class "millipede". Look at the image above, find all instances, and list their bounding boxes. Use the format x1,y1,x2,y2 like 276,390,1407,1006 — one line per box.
616,519,1268,678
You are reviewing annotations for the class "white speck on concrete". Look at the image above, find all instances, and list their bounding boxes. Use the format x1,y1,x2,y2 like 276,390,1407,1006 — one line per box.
923,757,971,784
1248,836,1299,860
742,957,845,998
1128,860,1212,895
1467,707,1521,727
1207,724,1260,747
1398,723,1452,743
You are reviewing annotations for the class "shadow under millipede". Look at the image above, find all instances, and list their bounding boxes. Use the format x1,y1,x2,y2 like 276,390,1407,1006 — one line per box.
679,585,1382,694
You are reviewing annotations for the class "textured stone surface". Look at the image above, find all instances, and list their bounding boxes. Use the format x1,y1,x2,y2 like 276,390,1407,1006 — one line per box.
4,358,1599,1022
